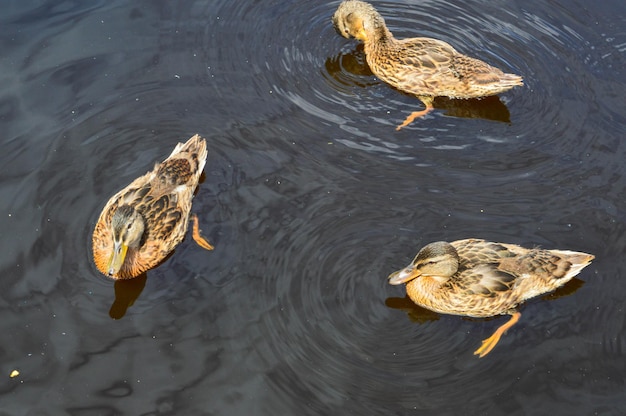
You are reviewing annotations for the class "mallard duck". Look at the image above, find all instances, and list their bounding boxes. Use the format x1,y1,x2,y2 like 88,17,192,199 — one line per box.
92,134,214,280
332,0,523,129
388,239,594,357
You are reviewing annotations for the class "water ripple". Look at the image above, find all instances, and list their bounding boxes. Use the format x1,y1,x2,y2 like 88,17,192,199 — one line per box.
0,1,624,414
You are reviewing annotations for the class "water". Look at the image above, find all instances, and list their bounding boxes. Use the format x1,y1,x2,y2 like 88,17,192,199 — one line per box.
1,0,625,414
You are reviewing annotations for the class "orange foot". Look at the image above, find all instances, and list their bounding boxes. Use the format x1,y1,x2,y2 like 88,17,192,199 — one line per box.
396,103,434,130
473,311,521,358
192,214,214,250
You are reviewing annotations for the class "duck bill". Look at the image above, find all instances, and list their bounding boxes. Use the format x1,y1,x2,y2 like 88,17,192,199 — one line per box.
107,241,128,277
355,28,367,41
388,266,420,285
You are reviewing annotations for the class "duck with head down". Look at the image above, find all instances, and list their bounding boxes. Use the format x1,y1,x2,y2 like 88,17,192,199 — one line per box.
92,134,214,280
332,0,523,129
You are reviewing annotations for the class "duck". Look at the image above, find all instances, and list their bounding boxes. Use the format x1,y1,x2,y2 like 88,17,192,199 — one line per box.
332,0,523,129
92,134,214,280
388,239,594,357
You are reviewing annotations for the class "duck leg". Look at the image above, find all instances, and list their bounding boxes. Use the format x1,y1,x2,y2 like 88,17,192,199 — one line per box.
191,214,214,250
473,311,521,358
396,97,434,130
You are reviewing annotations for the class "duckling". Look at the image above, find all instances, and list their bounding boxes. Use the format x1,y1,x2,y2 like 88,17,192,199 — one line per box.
388,239,594,357
332,0,523,129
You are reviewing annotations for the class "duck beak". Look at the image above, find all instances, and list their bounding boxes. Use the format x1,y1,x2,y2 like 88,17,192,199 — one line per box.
107,240,128,277
355,28,367,41
388,266,420,285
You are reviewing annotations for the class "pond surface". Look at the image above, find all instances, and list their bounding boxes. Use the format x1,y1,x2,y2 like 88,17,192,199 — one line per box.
1,0,625,414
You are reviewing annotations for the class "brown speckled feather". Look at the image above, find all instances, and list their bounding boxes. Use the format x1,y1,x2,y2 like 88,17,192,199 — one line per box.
92,134,207,279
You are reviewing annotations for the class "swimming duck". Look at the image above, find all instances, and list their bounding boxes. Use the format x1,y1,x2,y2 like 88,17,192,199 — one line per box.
388,239,594,357
332,0,523,129
92,134,213,280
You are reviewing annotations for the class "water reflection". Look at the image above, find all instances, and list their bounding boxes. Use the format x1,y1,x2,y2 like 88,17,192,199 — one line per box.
109,274,147,319
541,277,585,301
385,296,440,323
324,44,376,86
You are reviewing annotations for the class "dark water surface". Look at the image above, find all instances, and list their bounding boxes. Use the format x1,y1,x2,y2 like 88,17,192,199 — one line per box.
1,0,625,414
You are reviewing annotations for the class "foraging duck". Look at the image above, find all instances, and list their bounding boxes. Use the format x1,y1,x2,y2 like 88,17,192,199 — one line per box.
332,0,523,129
388,239,594,357
92,134,213,279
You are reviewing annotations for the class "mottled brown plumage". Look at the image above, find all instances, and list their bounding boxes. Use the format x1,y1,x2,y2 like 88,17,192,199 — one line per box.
388,239,594,357
332,0,523,128
92,134,212,279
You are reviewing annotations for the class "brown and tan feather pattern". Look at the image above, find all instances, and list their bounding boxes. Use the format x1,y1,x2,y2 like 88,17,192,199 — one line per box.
332,0,523,127
92,134,207,279
388,239,594,357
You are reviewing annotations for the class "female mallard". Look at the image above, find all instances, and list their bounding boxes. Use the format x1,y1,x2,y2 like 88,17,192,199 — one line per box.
92,134,213,280
332,0,523,129
388,239,594,357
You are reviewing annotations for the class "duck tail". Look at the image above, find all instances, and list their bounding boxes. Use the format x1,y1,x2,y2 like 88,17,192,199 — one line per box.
168,134,208,174
499,73,524,88
552,250,595,280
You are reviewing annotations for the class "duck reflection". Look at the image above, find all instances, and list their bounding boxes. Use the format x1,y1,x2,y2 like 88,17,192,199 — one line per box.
385,296,440,324
541,277,585,300
325,45,513,123
109,274,147,319
325,44,377,85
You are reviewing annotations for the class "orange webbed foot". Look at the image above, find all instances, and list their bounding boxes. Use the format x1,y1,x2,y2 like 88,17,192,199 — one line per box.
192,214,214,250
396,98,434,130
473,311,521,358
